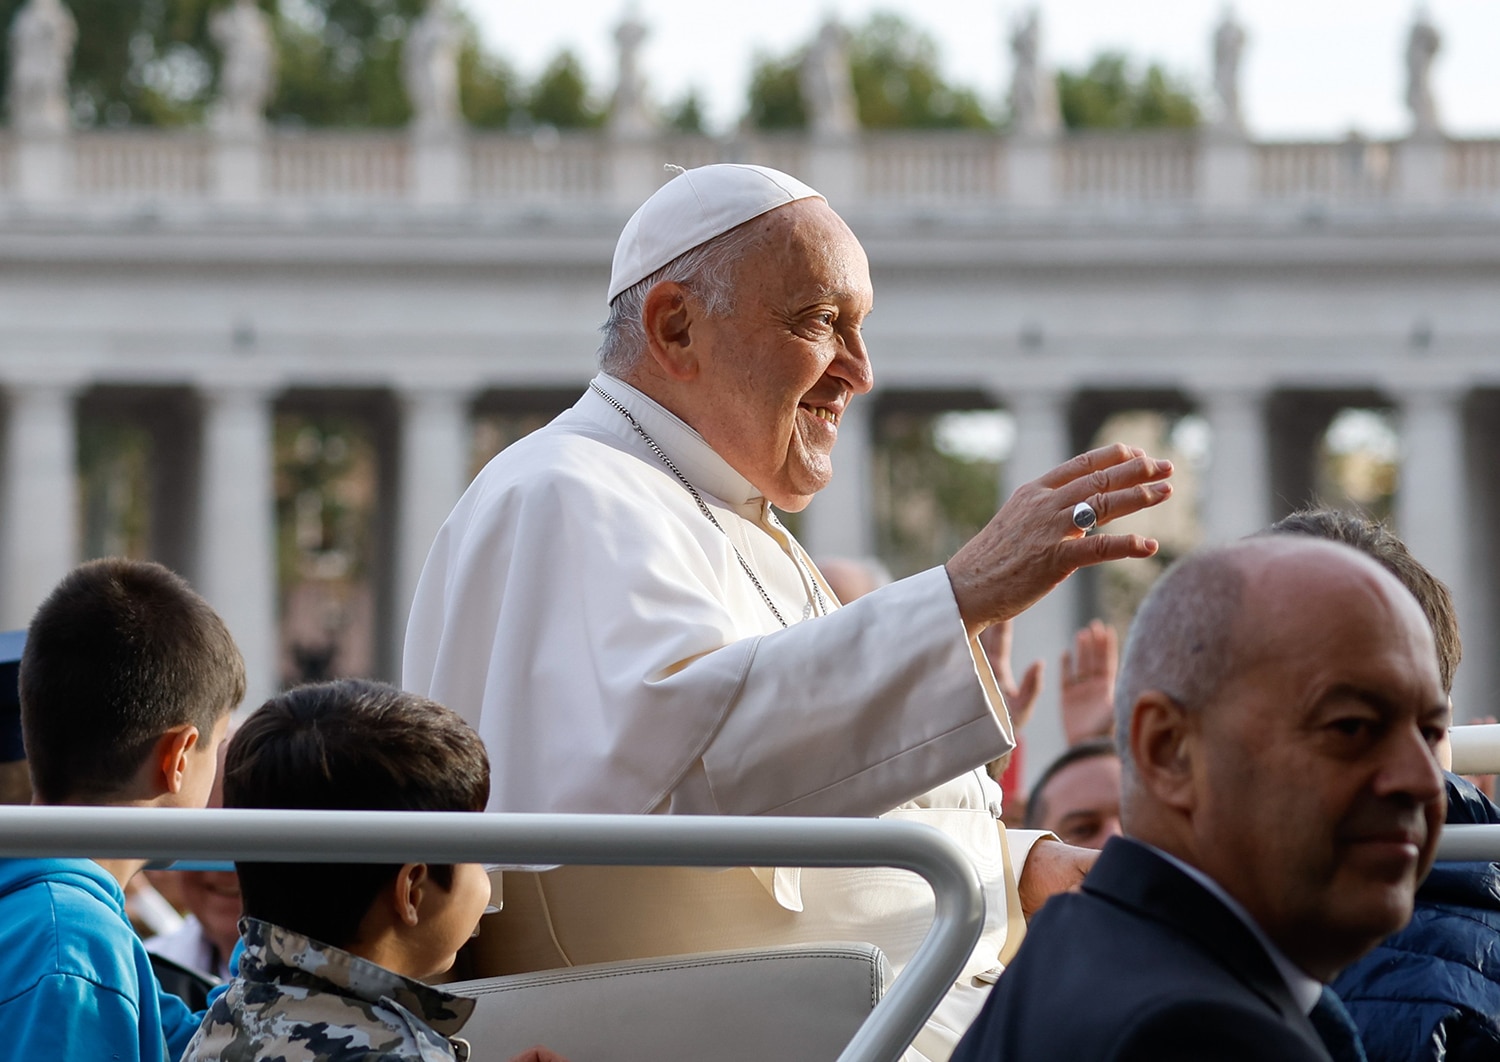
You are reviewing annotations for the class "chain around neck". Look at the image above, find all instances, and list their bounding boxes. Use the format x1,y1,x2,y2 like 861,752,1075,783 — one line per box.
590,381,830,629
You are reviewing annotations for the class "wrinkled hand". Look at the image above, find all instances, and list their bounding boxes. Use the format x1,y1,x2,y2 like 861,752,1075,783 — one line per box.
507,1049,571,1062
1061,620,1119,745
1017,839,1098,921
980,618,1043,733
946,444,1173,634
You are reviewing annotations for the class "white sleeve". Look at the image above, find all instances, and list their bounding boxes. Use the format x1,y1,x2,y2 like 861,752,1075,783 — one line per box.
406,443,1012,817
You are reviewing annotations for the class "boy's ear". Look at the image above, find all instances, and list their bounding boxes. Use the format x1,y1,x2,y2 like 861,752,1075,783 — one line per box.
392,863,429,927
153,724,202,796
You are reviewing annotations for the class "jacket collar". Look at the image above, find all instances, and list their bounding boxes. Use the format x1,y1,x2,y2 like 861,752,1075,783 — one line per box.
1084,838,1318,1024
237,917,475,1037
583,373,763,512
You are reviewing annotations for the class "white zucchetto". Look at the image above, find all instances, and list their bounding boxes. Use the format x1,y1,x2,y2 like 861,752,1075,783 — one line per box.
606,163,824,303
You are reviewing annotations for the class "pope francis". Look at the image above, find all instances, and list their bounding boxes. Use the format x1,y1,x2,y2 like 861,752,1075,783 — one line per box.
403,163,1174,1059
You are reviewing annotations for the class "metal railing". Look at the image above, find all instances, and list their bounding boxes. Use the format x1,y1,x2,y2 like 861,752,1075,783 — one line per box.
1449,723,1500,776
0,807,984,1062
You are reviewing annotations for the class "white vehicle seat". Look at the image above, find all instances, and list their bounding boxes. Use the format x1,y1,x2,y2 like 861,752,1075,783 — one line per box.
449,941,888,1062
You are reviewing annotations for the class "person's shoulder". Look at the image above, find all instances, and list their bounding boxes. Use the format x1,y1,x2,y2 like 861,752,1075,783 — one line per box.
192,977,457,1062
1112,998,1327,1062
0,867,141,988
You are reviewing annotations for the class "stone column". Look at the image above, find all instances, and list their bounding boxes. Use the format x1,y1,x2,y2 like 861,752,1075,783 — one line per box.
1005,135,1056,209
1201,131,1254,209
1197,388,1271,542
0,383,78,628
1396,388,1483,713
197,386,278,713
995,387,1074,786
412,132,468,206
800,397,874,560
392,387,471,673
213,133,266,204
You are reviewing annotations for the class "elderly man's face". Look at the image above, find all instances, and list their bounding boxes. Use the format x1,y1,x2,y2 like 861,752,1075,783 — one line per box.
1190,557,1448,979
688,198,874,511
1034,753,1122,850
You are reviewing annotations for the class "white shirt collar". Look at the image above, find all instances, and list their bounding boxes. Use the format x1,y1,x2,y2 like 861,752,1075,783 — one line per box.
1144,843,1326,1016
586,373,763,510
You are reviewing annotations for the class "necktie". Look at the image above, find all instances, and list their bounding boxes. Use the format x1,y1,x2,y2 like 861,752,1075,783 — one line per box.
1309,986,1368,1062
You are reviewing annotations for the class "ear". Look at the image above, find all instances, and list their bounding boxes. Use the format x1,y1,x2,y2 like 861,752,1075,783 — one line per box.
1127,691,1199,813
392,863,429,928
640,281,699,381
153,724,201,796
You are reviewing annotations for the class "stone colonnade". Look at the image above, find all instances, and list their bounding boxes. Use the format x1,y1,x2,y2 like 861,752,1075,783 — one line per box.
2,378,1491,757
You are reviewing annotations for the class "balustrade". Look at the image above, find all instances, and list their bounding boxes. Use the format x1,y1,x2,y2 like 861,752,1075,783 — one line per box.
73,131,212,198
269,132,409,199
1058,132,1197,203
2,128,1499,210
1449,139,1500,197
1257,139,1396,202
468,132,609,202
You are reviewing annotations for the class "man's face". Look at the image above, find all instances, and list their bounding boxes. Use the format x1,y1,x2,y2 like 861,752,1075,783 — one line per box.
1190,558,1448,979
1035,753,1122,850
684,198,875,512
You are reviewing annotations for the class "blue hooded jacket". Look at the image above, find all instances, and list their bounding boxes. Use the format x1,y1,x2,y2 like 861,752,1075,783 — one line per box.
1333,773,1500,1062
0,856,202,1060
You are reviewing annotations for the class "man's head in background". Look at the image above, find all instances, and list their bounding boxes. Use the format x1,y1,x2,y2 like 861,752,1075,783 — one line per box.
817,556,892,604
1265,508,1461,695
1115,537,1447,980
1024,740,1121,849
19,558,245,809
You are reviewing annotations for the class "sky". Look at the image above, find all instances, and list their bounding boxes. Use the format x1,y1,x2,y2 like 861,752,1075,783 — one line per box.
462,0,1500,138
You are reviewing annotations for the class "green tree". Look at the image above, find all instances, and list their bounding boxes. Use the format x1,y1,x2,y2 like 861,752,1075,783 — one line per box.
849,13,990,130
0,0,517,130
269,0,423,128
746,49,803,130
1055,52,1199,131
665,88,705,134
526,49,601,129
746,13,992,132
0,0,234,127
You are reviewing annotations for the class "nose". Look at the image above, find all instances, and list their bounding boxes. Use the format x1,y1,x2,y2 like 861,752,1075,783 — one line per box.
1377,722,1446,807
834,327,874,396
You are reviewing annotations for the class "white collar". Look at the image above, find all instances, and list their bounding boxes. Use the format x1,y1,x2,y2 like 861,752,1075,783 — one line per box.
1145,843,1326,1016
586,373,762,511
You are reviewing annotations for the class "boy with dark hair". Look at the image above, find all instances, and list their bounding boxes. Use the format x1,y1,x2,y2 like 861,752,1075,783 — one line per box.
186,679,562,1062
0,558,245,1058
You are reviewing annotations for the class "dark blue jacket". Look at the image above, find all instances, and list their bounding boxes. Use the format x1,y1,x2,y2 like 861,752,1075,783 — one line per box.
1332,774,1500,1062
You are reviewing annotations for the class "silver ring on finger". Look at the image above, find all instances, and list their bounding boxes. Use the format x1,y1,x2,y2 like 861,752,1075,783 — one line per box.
1072,501,1098,533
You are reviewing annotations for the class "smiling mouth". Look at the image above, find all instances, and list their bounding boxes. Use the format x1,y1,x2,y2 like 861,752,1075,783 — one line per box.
802,405,840,425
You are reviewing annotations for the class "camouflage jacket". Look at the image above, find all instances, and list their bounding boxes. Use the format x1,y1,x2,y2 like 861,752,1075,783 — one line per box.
182,917,475,1062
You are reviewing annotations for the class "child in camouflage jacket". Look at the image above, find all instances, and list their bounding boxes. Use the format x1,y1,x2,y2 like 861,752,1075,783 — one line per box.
182,679,563,1062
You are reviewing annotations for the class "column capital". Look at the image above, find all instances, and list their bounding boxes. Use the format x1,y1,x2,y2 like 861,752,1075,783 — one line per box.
1398,385,1468,411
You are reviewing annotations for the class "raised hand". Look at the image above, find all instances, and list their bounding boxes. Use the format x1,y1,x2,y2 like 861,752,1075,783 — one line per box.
980,618,1044,734
946,444,1173,635
1061,620,1119,745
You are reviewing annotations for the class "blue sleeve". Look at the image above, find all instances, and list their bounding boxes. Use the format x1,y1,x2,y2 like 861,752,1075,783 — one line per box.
158,981,203,1061
0,973,147,1061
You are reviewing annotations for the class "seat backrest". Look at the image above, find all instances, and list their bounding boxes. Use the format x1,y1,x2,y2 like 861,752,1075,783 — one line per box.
448,941,888,1062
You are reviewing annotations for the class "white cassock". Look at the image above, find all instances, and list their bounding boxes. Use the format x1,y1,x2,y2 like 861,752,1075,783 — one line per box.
404,374,1053,1060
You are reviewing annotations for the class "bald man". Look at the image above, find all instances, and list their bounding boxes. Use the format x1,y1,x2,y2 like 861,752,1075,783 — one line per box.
952,537,1449,1062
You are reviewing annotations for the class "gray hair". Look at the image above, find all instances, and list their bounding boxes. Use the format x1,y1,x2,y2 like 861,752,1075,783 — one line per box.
597,218,771,377
1114,547,1247,770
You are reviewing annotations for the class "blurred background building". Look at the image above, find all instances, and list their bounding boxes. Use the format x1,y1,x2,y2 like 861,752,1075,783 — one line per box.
1,0,1497,776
